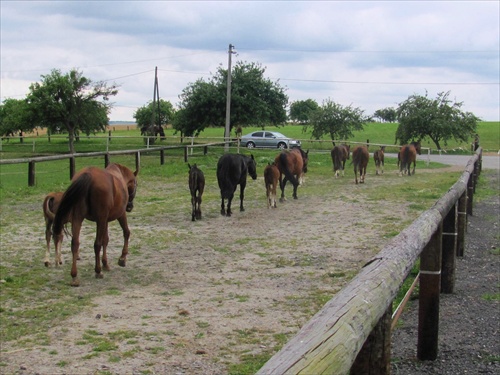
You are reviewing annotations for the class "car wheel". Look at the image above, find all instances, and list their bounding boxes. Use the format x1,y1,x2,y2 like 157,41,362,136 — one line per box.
278,142,287,150
246,142,256,149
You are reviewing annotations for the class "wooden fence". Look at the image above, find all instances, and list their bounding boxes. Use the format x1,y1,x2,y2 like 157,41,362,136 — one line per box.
0,142,229,186
257,148,483,374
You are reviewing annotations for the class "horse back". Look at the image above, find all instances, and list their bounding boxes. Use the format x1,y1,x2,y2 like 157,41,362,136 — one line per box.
217,154,248,197
264,163,279,185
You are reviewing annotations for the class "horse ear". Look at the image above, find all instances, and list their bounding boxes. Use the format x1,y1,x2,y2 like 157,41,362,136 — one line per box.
188,163,192,170
251,154,255,160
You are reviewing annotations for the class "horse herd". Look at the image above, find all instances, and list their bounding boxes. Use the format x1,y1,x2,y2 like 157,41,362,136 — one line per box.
43,142,420,286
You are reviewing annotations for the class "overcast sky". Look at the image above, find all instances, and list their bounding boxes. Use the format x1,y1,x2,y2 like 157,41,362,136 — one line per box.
1,1,499,122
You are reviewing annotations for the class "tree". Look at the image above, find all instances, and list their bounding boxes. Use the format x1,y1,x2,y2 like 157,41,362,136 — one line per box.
395,91,480,150
134,99,175,131
289,99,319,124
306,98,367,144
173,61,288,136
0,98,35,139
373,107,397,122
27,69,118,153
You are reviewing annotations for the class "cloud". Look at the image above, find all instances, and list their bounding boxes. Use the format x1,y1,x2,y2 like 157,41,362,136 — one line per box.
1,1,498,121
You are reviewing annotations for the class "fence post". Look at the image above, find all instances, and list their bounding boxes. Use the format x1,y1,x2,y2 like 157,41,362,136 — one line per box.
417,222,442,360
441,203,457,293
456,192,467,257
69,157,76,180
204,145,208,155
350,306,392,374
467,173,474,216
28,161,36,186
160,149,165,165
104,153,110,167
184,146,188,162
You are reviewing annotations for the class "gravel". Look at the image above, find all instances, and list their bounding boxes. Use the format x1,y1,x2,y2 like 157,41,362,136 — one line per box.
391,171,500,374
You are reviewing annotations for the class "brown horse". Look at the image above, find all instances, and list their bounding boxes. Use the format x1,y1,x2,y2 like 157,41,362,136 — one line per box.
373,146,385,175
263,162,280,208
43,192,65,267
188,163,205,221
399,142,420,176
352,146,369,184
274,148,309,201
52,163,138,286
331,144,350,178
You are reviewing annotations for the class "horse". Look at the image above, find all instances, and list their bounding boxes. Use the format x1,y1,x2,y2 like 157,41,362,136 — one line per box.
188,163,205,221
217,154,257,217
43,192,66,267
399,143,419,176
373,146,385,175
263,162,280,208
52,163,138,286
352,146,369,184
397,141,421,169
331,144,350,178
274,148,309,202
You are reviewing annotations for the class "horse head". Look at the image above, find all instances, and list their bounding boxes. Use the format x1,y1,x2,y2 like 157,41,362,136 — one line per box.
247,154,257,180
300,149,309,173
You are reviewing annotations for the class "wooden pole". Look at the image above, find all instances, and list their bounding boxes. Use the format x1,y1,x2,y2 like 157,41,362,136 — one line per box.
417,222,442,360
160,149,165,165
467,173,474,216
28,161,35,186
456,192,467,257
350,306,392,374
184,146,188,162
441,203,457,293
69,157,76,180
104,153,110,167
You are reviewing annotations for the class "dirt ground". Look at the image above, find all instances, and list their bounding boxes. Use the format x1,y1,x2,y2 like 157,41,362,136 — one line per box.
1,166,496,375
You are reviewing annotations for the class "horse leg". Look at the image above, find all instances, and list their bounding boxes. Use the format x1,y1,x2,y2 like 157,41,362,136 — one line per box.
220,197,226,216
94,221,109,279
239,182,246,212
191,194,196,221
116,215,130,267
44,220,52,267
195,193,202,220
70,220,83,287
226,193,234,217
354,166,359,184
412,160,416,175
342,160,346,177
279,176,287,202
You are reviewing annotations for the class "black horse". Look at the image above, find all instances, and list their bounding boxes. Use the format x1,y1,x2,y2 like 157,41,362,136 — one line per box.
217,154,257,217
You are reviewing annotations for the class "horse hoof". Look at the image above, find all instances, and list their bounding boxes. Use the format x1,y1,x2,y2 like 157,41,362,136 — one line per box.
118,259,126,267
96,273,103,279
71,279,80,287
44,261,50,267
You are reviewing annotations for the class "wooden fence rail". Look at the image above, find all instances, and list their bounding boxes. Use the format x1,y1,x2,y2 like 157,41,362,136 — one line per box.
257,148,482,374
0,142,229,186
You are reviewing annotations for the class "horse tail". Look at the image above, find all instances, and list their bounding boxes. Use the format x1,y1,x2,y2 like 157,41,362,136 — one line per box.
279,152,299,186
43,195,57,222
53,173,92,235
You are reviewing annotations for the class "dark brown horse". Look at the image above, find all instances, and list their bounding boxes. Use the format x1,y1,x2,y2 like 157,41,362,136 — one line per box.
217,154,257,217
373,146,385,175
274,148,309,201
331,144,350,178
352,146,369,184
43,192,65,267
263,162,280,208
52,163,138,286
399,142,420,176
188,163,205,221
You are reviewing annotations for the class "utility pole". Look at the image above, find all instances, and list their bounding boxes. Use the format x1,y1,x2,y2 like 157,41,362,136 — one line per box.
224,44,236,152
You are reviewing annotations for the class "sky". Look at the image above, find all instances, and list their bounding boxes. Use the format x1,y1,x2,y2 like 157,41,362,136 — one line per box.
1,1,499,122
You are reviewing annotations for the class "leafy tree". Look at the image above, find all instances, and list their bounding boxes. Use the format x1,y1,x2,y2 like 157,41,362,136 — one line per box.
173,61,288,136
306,98,367,144
395,91,480,150
134,99,176,132
27,69,118,153
0,98,35,139
289,99,319,124
373,107,397,122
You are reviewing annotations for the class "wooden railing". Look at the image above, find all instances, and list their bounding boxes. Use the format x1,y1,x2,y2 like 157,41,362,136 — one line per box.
0,142,230,186
257,148,482,374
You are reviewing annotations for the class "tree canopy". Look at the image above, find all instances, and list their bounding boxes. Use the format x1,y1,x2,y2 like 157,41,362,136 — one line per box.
27,69,118,153
0,98,35,138
289,99,319,124
305,98,367,143
134,99,176,131
173,61,288,136
395,91,480,150
373,107,397,122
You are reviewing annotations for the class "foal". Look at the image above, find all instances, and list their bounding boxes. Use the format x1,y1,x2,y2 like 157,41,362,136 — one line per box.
263,162,280,208
352,146,369,184
373,146,385,175
188,164,205,221
43,192,65,267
